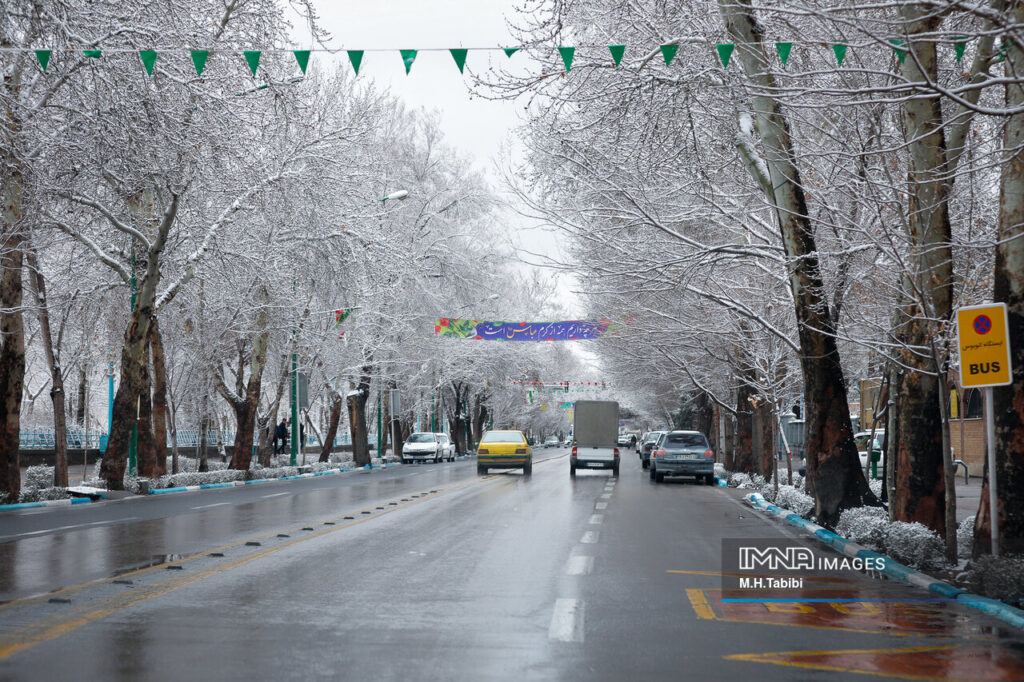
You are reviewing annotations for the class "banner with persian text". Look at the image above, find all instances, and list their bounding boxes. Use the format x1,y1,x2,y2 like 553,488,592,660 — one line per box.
435,318,618,341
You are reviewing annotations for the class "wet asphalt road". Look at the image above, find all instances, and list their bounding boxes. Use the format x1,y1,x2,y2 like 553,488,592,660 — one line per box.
3,448,1024,681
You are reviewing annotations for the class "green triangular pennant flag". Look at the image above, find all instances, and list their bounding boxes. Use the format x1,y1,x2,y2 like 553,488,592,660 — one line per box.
889,39,906,64
954,37,967,63
334,308,355,327
191,50,209,76
348,50,364,75
84,49,101,59
400,49,417,74
244,50,261,76
833,43,847,66
503,47,519,57
775,42,792,65
450,48,468,74
998,40,1006,63
35,50,51,72
660,44,679,66
293,50,310,74
716,43,734,68
608,44,625,67
139,50,157,76
558,46,575,72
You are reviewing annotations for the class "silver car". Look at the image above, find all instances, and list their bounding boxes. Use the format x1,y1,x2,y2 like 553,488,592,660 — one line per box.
403,432,452,463
649,431,715,485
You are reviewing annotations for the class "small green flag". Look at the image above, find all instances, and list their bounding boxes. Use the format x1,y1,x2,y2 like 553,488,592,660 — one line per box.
84,49,101,59
660,44,679,66
775,42,792,65
294,50,310,74
889,39,906,64
716,43,734,68
833,43,847,66
35,50,51,72
244,50,260,76
558,46,575,72
191,50,209,76
954,37,967,63
503,47,519,57
139,50,157,76
400,49,417,74
348,50,364,75
450,48,468,74
608,44,625,67
997,40,1006,63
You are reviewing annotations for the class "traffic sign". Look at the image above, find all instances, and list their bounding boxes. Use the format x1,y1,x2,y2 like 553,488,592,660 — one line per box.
957,303,1012,388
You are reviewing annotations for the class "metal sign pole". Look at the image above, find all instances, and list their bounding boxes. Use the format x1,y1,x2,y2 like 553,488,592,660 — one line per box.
986,386,999,556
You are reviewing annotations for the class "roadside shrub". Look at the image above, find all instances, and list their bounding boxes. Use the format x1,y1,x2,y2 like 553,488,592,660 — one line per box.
880,521,946,570
967,554,1024,604
958,516,975,560
773,485,814,516
836,506,889,547
18,465,70,503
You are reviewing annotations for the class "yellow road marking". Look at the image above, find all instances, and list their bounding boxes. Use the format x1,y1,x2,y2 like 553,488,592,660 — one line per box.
0,475,498,660
687,588,717,620
726,646,958,681
668,569,849,583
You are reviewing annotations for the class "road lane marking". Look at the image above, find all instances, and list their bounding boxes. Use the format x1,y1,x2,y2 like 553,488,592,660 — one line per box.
262,492,289,499
724,646,959,680
599,493,611,499
589,514,603,524
192,503,230,510
595,502,608,510
566,556,594,576
687,588,717,620
581,531,599,543
0,518,139,541
548,599,585,642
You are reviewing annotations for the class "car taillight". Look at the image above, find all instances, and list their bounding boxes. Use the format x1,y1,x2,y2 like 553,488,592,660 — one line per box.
704,449,714,458
572,446,577,456
613,448,620,458
478,448,489,454
654,449,666,458
515,448,527,454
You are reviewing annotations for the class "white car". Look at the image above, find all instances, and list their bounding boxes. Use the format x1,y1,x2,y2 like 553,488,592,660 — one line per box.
855,430,884,470
403,432,455,463
544,436,560,448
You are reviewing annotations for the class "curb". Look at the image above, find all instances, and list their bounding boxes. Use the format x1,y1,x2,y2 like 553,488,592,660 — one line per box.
0,497,97,511
145,461,407,497
743,492,1024,630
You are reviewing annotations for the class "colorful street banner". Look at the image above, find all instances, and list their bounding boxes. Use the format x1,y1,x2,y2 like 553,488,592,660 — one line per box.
335,307,356,339
435,318,618,341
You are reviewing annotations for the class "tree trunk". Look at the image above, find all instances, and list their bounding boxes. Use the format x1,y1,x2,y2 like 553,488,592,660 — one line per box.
975,9,1024,555
320,392,343,463
887,7,956,538
719,0,874,524
75,366,87,426
756,401,774,480
137,367,158,478
150,317,169,476
733,383,755,473
0,187,25,503
198,409,209,473
26,248,69,488
347,368,372,467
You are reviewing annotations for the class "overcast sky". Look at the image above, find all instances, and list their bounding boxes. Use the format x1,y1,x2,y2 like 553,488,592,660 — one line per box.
296,0,576,315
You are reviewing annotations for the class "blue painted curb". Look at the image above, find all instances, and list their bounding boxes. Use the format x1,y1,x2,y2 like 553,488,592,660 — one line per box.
744,492,1024,631
0,496,99,511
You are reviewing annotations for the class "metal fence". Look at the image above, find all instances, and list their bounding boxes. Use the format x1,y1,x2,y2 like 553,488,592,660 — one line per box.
19,428,352,450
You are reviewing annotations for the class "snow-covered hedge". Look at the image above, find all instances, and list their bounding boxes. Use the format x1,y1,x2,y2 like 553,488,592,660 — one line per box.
774,485,815,516
958,515,975,560
967,554,1024,604
835,506,946,569
17,465,70,503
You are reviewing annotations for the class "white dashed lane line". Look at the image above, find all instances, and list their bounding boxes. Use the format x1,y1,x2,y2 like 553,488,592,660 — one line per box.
192,502,231,510
581,531,599,543
261,492,289,499
566,555,594,575
595,502,608,510
549,598,585,642
589,514,603,524
599,493,611,499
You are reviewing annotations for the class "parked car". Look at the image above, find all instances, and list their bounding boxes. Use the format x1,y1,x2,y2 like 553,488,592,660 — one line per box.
403,432,449,463
477,430,532,475
572,401,620,477
639,431,667,469
434,432,456,461
544,436,560,448
649,431,715,485
617,433,632,447
854,429,885,470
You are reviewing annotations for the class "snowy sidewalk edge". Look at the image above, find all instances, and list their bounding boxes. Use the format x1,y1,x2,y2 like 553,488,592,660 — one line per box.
743,492,1024,630
0,496,98,511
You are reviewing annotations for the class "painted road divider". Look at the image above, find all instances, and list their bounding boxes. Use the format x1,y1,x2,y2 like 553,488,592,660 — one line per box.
0,497,97,511
744,492,1024,631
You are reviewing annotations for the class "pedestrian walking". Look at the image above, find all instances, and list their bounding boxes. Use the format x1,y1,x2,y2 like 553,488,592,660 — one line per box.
275,418,288,455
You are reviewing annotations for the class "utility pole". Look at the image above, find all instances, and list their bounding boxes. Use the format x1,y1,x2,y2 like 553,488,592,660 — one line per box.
128,241,138,477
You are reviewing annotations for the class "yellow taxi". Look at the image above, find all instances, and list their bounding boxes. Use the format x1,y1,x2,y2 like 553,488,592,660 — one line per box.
476,430,532,476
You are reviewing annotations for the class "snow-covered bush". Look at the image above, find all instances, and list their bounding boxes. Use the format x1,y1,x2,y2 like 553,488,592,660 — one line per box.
868,478,883,499
958,515,975,560
714,462,726,478
18,466,69,503
967,554,1024,604
774,485,814,516
880,521,946,570
836,506,889,547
